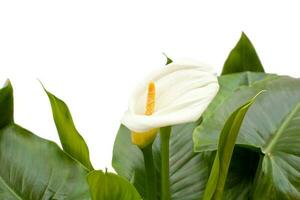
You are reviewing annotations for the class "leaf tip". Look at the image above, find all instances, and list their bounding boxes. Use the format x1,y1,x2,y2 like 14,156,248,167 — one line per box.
3,79,12,87
241,31,247,37
37,79,48,93
162,53,173,65
253,89,267,99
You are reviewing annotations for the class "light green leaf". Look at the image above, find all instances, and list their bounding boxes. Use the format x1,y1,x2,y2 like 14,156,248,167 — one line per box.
194,76,300,199
87,170,141,200
44,88,93,170
221,32,265,75
203,91,263,200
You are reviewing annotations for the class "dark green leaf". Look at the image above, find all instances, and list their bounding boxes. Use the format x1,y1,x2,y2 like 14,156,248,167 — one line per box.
0,124,91,200
203,91,262,200
44,88,93,170
221,32,264,75
87,170,141,200
0,80,14,128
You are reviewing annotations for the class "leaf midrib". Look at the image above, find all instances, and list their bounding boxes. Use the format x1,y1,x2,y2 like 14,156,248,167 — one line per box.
263,102,300,154
0,175,23,200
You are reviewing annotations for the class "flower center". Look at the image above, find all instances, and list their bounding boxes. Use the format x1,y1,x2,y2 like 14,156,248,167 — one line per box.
131,81,157,148
145,81,156,116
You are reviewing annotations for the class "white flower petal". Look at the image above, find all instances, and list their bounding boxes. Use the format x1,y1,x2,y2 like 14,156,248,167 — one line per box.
122,60,219,132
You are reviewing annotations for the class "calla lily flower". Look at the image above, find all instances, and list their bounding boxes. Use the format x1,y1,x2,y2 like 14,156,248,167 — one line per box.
122,60,219,148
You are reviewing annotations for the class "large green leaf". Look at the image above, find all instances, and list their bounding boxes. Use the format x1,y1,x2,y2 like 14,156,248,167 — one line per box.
204,72,276,118
194,76,300,199
0,125,91,200
112,121,260,199
194,72,278,152
0,81,91,200
87,170,141,200
203,92,262,200
221,32,265,75
44,88,93,170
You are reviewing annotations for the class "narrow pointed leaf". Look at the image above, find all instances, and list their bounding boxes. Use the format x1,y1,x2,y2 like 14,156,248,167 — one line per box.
221,32,264,75
44,88,93,170
87,170,141,200
203,92,263,200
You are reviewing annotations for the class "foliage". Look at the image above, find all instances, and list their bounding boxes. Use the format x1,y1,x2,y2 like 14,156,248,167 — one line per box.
1,32,300,199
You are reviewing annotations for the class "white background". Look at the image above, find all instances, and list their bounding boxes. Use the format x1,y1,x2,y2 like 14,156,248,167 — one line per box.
0,0,299,171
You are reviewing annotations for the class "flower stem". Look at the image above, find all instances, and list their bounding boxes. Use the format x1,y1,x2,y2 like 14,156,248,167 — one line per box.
141,144,157,200
160,126,171,200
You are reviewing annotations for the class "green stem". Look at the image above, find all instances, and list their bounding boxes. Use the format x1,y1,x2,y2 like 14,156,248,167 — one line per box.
160,126,171,200
141,144,157,200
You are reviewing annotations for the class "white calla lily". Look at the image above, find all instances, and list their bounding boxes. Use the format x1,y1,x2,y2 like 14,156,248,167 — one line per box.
121,59,220,199
122,60,219,135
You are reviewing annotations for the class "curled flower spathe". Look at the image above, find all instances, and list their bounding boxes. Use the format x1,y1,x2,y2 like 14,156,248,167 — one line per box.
122,60,219,147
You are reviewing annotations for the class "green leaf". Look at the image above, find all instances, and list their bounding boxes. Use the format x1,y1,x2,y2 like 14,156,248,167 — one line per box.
194,72,277,152
0,125,91,200
87,170,141,200
0,80,14,128
113,121,259,199
44,88,93,170
194,76,300,199
203,91,263,200
221,32,265,75
203,72,276,120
